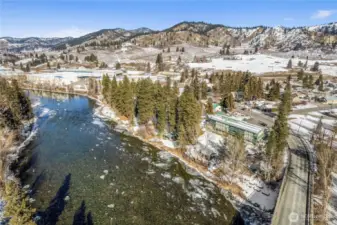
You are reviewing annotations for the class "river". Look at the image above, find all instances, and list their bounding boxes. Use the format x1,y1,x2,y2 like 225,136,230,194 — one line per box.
18,91,243,225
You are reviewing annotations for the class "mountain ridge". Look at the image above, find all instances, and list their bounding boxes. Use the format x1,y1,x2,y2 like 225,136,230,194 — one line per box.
1,21,337,52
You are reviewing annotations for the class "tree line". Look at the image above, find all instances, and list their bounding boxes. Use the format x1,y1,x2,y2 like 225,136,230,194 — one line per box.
101,75,201,145
0,79,33,130
265,78,292,181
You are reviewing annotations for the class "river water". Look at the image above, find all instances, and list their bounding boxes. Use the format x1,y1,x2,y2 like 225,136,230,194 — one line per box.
19,91,243,225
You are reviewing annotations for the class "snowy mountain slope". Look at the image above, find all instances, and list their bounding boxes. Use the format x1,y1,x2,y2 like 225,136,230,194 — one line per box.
3,21,337,52
1,37,73,52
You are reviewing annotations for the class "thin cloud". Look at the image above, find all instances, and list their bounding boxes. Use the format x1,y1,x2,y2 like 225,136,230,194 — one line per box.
43,27,91,38
311,10,335,19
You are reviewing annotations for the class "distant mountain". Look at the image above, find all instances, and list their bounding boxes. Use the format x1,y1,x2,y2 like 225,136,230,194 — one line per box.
1,37,73,52
2,22,337,52
63,27,155,47
131,21,337,52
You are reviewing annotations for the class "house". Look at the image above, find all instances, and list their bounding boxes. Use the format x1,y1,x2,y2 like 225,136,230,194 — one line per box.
231,91,244,101
292,93,302,104
207,114,265,143
325,96,337,105
212,103,222,112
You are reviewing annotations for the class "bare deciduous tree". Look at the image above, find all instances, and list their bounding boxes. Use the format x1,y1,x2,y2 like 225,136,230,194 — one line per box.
222,135,246,184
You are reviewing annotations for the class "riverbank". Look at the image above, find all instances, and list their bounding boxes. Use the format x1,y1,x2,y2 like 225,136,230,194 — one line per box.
22,87,275,224
91,98,275,224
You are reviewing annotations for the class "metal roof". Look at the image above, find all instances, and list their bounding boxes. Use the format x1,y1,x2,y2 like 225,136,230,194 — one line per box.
208,114,264,134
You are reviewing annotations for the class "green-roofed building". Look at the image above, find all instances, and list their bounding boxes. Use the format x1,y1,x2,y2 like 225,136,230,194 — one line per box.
207,114,265,143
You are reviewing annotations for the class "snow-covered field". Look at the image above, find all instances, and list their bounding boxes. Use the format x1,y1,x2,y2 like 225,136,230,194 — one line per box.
185,131,278,212
289,113,336,139
189,54,337,76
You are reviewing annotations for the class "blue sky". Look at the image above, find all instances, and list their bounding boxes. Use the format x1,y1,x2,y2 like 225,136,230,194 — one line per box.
0,0,336,37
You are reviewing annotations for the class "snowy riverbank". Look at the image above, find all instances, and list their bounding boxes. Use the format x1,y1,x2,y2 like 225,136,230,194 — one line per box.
93,101,277,224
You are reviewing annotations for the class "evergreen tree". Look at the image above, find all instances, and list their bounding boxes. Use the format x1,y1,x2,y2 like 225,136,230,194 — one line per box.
102,74,111,100
177,56,181,65
191,75,201,100
120,76,134,120
3,182,36,225
201,81,208,99
47,62,51,69
115,62,121,70
222,93,235,111
308,74,314,89
137,78,155,124
109,76,118,106
156,53,164,71
311,61,319,72
297,60,303,67
57,63,61,69
303,60,308,70
25,64,30,72
257,78,264,99
206,98,214,114
177,86,201,145
297,69,304,81
286,59,292,69
318,74,324,91
154,81,166,135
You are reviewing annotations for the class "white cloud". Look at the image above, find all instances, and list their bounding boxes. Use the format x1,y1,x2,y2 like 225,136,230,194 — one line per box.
283,17,294,21
43,27,91,38
311,10,335,19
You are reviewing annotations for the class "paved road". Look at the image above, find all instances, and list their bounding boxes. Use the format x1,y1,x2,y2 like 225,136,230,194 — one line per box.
271,135,311,225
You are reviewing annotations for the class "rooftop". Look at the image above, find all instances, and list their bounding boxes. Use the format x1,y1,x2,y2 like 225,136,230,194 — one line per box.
208,114,265,134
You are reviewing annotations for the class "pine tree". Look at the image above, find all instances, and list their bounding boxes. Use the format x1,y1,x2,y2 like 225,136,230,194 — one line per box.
25,64,30,72
318,74,324,91
120,76,134,120
115,62,121,70
308,74,314,89
137,78,155,124
286,59,292,69
102,74,111,100
3,182,36,225
201,81,208,99
222,93,235,111
154,81,166,135
177,56,181,65
57,63,61,69
191,75,201,100
177,86,201,145
47,62,51,69
257,78,264,99
206,98,214,114
297,69,304,81
109,76,118,106
311,61,319,72
156,53,164,71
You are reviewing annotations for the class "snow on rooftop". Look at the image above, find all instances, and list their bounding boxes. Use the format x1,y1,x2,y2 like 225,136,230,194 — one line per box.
208,114,264,134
